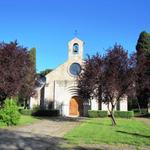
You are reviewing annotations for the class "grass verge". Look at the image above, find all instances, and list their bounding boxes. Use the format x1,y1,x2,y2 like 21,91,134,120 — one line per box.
64,118,150,146
0,115,41,128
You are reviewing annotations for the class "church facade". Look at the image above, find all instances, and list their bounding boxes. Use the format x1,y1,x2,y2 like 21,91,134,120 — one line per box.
30,37,128,116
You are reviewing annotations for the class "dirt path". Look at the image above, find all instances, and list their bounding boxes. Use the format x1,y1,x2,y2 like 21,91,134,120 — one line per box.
0,117,81,150
9,117,80,137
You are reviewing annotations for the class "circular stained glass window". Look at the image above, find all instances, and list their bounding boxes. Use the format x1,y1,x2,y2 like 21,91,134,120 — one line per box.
69,63,81,76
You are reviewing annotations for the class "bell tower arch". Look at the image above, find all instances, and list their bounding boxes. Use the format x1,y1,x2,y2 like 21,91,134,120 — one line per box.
68,37,84,61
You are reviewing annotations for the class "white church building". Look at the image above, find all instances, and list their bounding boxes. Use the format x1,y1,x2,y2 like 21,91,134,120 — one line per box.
30,37,128,116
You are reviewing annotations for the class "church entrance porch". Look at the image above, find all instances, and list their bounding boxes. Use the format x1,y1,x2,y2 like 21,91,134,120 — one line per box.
69,96,83,116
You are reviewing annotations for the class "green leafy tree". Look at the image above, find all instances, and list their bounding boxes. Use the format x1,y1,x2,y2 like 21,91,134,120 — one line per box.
39,69,53,77
136,31,150,113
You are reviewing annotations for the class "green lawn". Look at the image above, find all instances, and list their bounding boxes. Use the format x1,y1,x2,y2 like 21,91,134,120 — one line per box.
64,118,150,146
18,115,41,125
0,115,41,128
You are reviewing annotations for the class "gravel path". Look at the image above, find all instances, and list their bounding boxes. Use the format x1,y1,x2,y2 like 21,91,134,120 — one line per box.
9,117,80,137
0,117,81,150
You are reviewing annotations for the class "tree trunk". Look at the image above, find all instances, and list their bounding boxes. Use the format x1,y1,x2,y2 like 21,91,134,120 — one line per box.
107,103,117,126
108,104,117,126
148,98,150,114
24,99,28,109
110,111,117,126
137,100,142,114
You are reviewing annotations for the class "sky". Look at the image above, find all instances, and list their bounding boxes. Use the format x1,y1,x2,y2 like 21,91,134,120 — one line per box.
0,0,150,72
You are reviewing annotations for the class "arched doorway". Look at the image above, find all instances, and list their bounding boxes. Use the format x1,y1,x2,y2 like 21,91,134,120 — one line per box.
69,96,83,116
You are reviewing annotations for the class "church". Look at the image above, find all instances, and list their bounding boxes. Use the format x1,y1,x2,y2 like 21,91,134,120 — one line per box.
30,37,128,116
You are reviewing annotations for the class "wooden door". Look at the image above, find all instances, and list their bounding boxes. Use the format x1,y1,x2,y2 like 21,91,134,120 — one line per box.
69,97,79,116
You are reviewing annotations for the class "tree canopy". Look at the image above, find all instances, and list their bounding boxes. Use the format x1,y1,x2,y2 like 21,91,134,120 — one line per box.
0,41,36,102
39,68,53,77
78,44,135,125
18,47,37,108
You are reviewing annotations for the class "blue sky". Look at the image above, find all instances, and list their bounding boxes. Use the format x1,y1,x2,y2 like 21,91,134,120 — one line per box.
0,0,150,72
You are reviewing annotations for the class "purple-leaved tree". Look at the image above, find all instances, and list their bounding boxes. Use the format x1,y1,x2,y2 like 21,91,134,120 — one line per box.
0,41,36,104
78,44,135,126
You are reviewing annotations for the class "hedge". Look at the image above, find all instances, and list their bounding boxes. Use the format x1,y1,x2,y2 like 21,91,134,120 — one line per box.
88,110,108,118
97,111,108,117
114,111,134,118
19,108,60,117
88,110,134,118
19,109,33,115
32,109,60,117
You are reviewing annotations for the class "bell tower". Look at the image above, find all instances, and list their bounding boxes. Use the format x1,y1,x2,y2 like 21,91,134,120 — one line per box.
68,37,84,61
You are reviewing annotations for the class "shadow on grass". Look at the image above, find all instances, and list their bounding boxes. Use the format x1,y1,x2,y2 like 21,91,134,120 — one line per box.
135,113,150,118
86,122,111,127
116,130,150,139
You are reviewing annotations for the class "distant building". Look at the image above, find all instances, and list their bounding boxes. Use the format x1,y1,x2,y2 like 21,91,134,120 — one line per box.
30,37,127,116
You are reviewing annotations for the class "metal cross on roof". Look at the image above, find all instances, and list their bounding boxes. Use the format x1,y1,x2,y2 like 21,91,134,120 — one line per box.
74,30,78,37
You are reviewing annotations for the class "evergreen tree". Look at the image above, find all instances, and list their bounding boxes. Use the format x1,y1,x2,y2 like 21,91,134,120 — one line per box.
136,31,150,113
29,47,36,69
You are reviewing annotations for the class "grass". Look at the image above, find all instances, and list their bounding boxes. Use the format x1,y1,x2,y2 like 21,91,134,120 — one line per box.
0,115,41,128
64,118,150,146
18,115,41,125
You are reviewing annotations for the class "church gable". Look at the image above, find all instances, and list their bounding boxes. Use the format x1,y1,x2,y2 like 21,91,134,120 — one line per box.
46,37,84,82
46,61,73,82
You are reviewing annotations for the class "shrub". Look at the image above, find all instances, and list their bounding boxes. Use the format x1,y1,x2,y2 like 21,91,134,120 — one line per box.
133,108,147,116
19,105,60,117
114,111,134,118
19,109,32,115
0,99,20,126
32,105,40,114
97,110,108,117
32,109,59,117
88,110,98,118
88,110,108,118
